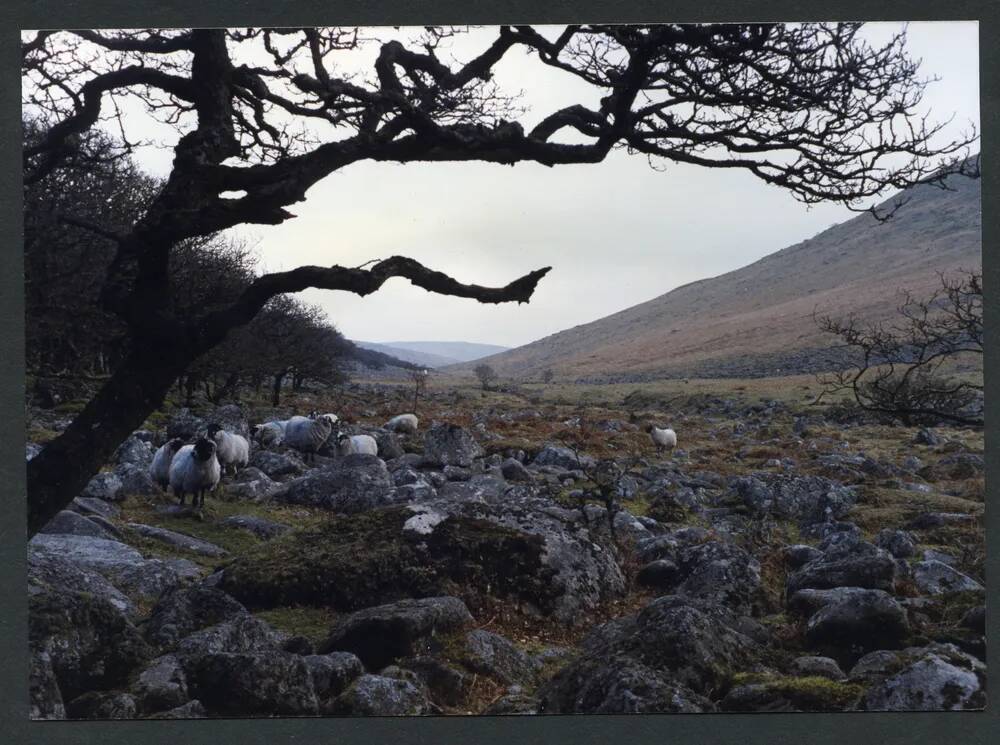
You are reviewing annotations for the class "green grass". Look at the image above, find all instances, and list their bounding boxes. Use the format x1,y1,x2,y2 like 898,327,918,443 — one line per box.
255,606,338,643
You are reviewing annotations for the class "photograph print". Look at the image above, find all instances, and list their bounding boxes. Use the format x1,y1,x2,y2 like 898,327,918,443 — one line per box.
23,22,984,719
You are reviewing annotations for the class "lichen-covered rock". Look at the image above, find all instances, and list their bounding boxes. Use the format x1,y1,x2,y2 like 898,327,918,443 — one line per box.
220,500,624,626
150,699,207,718
674,540,763,615
423,424,483,468
249,449,306,478
132,655,189,714
174,615,279,658
39,509,120,540
272,454,395,512
860,644,985,710
225,470,281,501
126,524,228,558
804,589,909,652
80,471,124,502
102,558,202,602
29,584,151,702
188,651,319,716
65,691,138,720
303,652,365,701
786,549,896,594
539,595,759,708
29,651,65,720
113,433,155,469
320,596,473,669
730,473,857,524
461,629,539,686
167,408,206,440
532,444,592,471
113,463,160,496
911,560,983,595
501,458,532,482
783,544,824,569
790,656,846,681
145,586,249,648
209,404,250,438
539,657,714,713
875,529,917,559
69,496,121,520
29,550,135,618
333,673,433,716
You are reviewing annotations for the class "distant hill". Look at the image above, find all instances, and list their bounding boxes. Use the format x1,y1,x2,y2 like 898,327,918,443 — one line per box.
452,166,981,382
355,340,510,369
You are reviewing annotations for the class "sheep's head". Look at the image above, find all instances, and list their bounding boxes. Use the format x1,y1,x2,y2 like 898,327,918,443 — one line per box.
207,423,222,438
318,413,339,426
167,437,185,453
193,437,217,462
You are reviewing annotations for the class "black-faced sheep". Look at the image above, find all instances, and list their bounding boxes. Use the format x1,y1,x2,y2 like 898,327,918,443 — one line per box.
284,415,334,464
252,421,287,448
149,437,185,489
646,424,677,453
168,437,221,507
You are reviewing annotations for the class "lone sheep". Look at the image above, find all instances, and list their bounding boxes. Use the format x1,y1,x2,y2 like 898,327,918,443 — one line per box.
647,424,677,454
168,437,221,507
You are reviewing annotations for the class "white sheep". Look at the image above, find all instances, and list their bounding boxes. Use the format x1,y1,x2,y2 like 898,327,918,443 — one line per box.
284,415,334,463
384,413,419,434
208,423,250,477
168,437,221,507
149,437,186,489
252,421,286,448
647,425,677,454
335,432,379,457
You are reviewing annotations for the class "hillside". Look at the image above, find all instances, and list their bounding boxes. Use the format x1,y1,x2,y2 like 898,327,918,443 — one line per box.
457,169,981,382
356,340,510,369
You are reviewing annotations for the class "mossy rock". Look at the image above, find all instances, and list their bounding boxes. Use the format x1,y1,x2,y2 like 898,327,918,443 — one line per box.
723,674,864,712
219,506,558,617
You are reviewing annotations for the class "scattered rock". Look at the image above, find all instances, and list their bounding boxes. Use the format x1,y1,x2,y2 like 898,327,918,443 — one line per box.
333,673,433,716
29,651,65,720
461,629,539,686
787,549,896,594
636,559,681,590
913,428,941,446
790,655,846,681
804,589,909,653
80,471,124,502
303,652,365,701
133,654,189,714
861,643,985,710
532,444,593,471
730,473,857,524
66,691,138,720
126,523,228,558
907,512,976,530
501,458,532,482
272,454,395,512
911,561,983,595
145,586,249,648
320,596,473,669
40,510,120,540
249,450,305,478
423,423,483,468
874,529,917,559
70,496,121,519
188,651,319,716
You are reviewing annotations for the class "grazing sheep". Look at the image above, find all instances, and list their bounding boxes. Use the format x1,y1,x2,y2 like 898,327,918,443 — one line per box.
647,424,677,454
149,438,186,489
335,432,379,457
207,423,250,477
168,437,221,507
252,421,286,448
284,415,334,464
384,413,419,434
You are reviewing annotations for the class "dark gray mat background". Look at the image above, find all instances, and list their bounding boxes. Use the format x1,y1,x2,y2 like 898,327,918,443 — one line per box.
1,2,995,742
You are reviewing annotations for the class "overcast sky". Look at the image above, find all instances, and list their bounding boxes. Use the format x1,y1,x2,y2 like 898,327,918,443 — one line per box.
40,22,981,348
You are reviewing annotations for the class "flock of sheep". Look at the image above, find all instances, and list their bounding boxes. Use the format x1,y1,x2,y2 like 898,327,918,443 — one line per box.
147,410,420,507
146,407,675,509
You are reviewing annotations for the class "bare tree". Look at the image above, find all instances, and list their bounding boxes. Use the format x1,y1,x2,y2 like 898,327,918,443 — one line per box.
22,24,978,534
473,363,498,391
814,269,983,425
408,368,429,413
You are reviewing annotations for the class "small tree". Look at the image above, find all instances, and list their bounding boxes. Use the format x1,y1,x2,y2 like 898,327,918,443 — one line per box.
814,269,982,425
473,364,498,391
542,369,555,384
409,368,429,413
